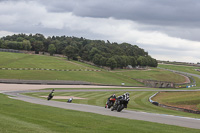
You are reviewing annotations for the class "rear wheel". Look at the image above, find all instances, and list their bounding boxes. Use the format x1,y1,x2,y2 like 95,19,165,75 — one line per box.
107,102,111,108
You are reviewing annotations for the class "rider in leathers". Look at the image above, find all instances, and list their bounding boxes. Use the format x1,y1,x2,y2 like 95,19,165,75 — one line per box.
105,94,116,108
115,92,130,107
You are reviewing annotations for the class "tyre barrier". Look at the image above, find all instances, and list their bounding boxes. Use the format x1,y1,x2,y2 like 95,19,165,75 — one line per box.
0,68,101,72
186,84,196,88
149,92,200,114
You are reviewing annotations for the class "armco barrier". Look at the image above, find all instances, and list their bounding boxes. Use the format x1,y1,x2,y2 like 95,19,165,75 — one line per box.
149,91,200,114
149,92,159,106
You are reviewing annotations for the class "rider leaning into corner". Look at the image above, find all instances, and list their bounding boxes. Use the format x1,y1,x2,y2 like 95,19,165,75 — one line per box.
105,94,116,108
48,89,54,98
111,92,130,112
109,94,116,99
118,92,130,101
115,92,130,106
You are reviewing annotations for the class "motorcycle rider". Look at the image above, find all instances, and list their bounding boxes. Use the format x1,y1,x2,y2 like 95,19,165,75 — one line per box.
105,94,116,108
114,92,130,108
109,94,116,99
48,89,54,100
67,97,73,103
117,92,129,100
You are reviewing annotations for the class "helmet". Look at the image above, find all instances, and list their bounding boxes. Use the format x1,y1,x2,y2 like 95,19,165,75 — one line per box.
113,94,116,96
125,92,129,96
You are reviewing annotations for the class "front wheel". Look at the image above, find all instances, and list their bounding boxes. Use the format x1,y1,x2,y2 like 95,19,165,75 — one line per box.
108,103,112,109
117,105,122,112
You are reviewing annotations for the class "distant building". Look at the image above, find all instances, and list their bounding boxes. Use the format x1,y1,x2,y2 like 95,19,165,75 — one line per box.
126,65,133,69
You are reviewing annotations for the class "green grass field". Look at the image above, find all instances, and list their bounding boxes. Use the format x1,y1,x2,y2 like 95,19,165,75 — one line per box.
25,90,200,118
0,52,87,70
158,64,200,75
158,64,200,87
0,52,189,86
0,70,143,86
114,68,186,83
0,52,144,86
1,94,200,133
152,91,200,111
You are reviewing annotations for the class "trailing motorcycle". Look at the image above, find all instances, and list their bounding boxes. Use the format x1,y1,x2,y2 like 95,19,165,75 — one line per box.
105,97,116,109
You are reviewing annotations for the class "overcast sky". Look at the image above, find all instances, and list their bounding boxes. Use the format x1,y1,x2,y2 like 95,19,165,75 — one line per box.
0,0,200,63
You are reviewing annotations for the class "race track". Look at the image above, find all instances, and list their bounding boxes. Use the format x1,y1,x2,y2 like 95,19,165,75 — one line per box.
2,86,200,130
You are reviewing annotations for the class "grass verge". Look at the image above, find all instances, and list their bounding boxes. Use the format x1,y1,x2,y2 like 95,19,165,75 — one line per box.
1,94,200,132
152,91,200,111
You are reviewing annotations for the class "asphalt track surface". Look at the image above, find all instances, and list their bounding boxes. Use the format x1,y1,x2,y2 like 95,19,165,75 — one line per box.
3,87,200,130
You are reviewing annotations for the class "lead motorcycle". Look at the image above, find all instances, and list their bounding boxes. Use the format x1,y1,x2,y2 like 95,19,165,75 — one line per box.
111,98,129,112
47,94,53,100
47,89,54,101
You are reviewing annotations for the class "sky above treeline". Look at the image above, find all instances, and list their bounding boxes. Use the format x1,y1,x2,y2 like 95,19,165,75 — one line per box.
0,0,199,63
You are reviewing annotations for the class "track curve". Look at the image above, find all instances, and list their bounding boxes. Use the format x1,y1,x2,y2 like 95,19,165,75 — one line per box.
3,89,200,130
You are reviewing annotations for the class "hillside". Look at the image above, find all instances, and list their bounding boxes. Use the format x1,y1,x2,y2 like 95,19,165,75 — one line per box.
0,52,143,86
158,64,200,87
0,52,187,86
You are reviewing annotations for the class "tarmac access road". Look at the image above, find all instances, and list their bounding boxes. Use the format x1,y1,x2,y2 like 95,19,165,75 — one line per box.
0,83,141,93
3,89,200,130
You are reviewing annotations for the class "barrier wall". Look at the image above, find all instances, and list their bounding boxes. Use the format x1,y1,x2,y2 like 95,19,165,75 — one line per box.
149,92,200,114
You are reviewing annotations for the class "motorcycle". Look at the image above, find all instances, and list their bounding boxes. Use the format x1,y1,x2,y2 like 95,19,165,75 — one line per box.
111,98,129,112
67,98,73,103
47,93,54,100
105,98,116,109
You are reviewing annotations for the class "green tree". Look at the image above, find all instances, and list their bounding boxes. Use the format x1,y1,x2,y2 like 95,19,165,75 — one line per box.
64,45,78,60
89,47,100,60
146,56,157,67
34,41,44,54
113,55,123,68
22,40,32,50
129,56,137,67
48,44,56,56
0,39,3,48
16,37,24,42
92,54,102,65
106,58,117,70
137,56,147,66
100,57,107,66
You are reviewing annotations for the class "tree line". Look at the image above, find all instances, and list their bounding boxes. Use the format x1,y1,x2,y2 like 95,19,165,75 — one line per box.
0,33,157,69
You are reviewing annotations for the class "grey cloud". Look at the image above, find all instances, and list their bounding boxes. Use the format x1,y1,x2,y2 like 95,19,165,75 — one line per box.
33,0,200,42
38,0,200,26
3,0,200,27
